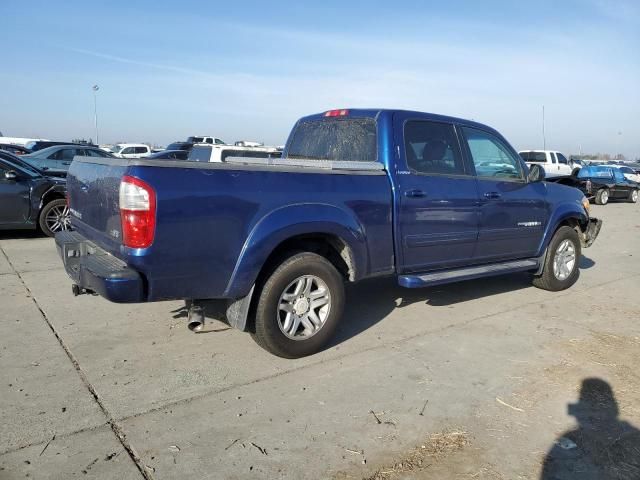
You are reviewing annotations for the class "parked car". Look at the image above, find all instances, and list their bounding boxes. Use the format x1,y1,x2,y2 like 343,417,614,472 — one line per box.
188,144,282,162
110,144,152,159
147,150,189,161
0,151,70,237
519,150,575,178
0,143,31,155
57,108,601,358
21,145,113,175
555,165,639,205
165,142,194,152
186,136,225,145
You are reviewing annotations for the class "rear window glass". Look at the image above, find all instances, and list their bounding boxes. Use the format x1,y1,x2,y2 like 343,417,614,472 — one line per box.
519,151,547,162
286,118,377,162
188,145,212,162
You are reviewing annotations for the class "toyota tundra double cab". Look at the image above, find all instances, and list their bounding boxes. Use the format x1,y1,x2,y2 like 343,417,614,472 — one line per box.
56,109,602,358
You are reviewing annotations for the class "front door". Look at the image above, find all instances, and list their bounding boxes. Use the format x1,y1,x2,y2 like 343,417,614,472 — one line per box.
0,160,31,225
460,126,548,261
395,115,480,272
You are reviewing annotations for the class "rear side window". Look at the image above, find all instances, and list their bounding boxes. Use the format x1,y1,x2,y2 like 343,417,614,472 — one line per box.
520,151,547,163
188,146,212,162
286,118,377,162
404,121,465,175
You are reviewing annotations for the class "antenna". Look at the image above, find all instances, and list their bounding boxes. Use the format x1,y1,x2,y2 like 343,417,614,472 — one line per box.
542,105,546,150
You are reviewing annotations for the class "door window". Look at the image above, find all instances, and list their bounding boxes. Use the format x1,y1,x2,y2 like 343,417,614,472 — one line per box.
403,121,465,175
85,149,109,158
121,147,135,155
461,127,524,181
556,153,569,165
550,153,557,163
59,149,77,161
135,147,148,154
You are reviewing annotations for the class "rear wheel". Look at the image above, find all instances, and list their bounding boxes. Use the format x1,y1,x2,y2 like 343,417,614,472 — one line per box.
252,252,345,358
533,226,581,291
39,199,71,237
628,189,638,203
595,188,609,205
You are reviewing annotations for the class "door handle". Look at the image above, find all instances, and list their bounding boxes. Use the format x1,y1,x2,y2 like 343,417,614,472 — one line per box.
483,192,501,199
404,189,426,198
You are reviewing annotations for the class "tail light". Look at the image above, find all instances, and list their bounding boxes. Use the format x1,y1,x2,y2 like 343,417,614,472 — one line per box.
119,175,156,248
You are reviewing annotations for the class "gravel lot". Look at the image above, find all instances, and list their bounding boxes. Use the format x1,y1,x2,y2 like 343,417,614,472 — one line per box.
1,202,639,479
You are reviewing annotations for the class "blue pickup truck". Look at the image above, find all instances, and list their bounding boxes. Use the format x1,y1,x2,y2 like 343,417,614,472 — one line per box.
56,109,602,358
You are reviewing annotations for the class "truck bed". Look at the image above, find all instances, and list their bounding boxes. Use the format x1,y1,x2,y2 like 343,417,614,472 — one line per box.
66,156,395,301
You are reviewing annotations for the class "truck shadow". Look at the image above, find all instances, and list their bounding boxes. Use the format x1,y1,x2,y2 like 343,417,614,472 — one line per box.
328,254,596,349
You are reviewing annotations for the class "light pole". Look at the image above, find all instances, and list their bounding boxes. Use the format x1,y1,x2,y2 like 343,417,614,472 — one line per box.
92,85,100,145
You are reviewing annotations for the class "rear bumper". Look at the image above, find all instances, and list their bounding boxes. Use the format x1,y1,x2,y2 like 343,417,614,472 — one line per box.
55,231,145,303
581,217,602,248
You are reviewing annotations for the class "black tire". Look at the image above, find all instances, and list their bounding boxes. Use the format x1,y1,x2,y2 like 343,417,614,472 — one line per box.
532,226,581,291
38,198,71,237
595,188,609,205
252,252,345,358
628,189,638,203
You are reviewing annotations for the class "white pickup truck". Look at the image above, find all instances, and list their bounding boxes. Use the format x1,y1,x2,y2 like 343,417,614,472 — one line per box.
519,150,576,179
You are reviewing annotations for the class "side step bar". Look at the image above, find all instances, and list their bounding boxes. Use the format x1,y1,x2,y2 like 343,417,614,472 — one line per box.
398,258,539,288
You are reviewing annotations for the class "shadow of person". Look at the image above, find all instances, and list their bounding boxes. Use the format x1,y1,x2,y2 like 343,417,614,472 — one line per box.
541,378,640,479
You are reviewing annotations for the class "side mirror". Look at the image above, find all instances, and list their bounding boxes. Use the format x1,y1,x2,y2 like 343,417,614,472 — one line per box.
4,170,18,181
527,164,545,182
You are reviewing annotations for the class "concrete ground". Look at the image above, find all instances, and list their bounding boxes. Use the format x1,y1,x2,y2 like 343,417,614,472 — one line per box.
1,203,639,480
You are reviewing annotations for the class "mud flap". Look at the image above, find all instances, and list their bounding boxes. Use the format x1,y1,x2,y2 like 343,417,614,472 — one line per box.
225,285,255,331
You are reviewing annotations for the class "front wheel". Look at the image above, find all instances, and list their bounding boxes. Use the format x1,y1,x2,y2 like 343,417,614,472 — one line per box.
39,198,71,237
252,252,345,358
532,226,581,291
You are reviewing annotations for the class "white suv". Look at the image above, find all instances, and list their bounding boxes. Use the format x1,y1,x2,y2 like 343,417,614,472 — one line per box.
111,143,152,159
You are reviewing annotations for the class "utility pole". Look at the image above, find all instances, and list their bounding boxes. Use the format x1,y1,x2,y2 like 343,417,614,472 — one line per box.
92,85,100,145
542,105,546,150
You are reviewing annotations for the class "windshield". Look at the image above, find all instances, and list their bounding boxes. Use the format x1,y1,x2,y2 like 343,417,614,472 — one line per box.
1,154,43,176
577,166,614,179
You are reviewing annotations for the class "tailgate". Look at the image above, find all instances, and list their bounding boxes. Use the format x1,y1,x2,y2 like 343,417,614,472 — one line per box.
67,156,127,254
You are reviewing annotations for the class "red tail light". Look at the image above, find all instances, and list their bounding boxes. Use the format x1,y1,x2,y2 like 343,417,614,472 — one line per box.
119,175,156,248
324,109,349,117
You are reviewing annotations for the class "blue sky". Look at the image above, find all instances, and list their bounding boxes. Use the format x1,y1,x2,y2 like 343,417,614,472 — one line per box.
1,0,639,157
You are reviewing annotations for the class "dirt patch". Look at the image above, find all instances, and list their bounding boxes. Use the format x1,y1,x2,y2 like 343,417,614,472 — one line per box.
361,430,470,480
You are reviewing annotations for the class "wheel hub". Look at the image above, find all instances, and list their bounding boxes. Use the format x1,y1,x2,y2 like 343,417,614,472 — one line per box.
293,297,310,316
553,239,576,281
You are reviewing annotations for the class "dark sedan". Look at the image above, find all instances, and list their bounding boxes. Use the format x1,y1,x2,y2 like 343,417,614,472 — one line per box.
148,150,190,160
556,165,639,205
0,151,70,237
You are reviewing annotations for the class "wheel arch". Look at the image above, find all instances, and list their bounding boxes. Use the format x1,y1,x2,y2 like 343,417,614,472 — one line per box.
224,203,368,299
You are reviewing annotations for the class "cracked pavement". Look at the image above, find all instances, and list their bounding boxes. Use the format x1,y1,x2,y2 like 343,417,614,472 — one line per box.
1,203,639,479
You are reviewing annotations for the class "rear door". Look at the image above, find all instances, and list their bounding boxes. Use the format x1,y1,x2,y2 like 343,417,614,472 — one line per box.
394,114,480,272
0,160,31,225
460,126,548,261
